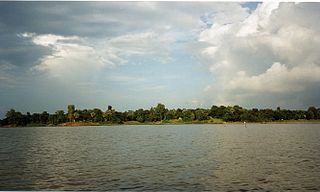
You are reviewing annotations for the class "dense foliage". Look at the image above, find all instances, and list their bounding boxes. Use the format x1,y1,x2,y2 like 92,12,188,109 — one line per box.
1,104,320,127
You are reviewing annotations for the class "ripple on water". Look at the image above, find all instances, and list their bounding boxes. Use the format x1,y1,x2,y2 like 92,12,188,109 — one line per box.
0,124,320,191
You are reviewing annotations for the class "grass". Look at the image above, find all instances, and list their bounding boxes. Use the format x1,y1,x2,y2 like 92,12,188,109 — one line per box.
123,118,225,125
269,119,320,124
2,118,320,128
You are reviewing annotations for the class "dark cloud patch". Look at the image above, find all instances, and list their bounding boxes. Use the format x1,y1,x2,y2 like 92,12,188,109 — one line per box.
0,2,244,38
0,34,49,69
0,2,127,37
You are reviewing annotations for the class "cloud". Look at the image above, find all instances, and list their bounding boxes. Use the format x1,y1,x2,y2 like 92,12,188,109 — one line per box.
25,34,109,79
108,75,145,83
20,31,173,80
236,2,280,37
106,32,174,62
229,63,320,93
136,85,167,92
0,61,16,83
1,2,319,114
199,2,320,108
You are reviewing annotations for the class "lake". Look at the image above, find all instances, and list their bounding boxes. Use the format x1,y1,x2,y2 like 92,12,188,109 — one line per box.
0,124,320,191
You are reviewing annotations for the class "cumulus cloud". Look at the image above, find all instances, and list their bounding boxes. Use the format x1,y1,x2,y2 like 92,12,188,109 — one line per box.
200,2,320,108
229,63,320,93
20,31,173,80
24,34,108,79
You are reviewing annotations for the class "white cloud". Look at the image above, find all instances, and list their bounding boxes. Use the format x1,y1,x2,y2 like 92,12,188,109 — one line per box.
32,34,79,47
229,62,320,93
106,32,174,60
27,34,110,79
108,75,145,83
237,2,279,37
21,32,173,80
18,32,36,38
199,2,320,108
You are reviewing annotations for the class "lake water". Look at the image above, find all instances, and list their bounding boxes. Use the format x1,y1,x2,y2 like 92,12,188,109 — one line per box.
0,124,320,191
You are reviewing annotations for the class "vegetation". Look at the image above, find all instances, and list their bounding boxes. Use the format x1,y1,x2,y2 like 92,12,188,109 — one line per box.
1,103,320,127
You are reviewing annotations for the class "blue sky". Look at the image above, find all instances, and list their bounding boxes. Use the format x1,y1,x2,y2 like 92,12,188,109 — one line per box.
0,2,320,117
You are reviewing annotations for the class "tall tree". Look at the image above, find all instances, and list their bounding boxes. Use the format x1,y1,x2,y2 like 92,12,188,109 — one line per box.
154,103,167,121
56,110,66,124
67,105,75,122
6,109,23,125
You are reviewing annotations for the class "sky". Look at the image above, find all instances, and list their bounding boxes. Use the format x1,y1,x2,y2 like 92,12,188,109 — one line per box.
0,2,320,117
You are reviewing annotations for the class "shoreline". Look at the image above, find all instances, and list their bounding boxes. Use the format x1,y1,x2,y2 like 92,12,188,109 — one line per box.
2,119,320,128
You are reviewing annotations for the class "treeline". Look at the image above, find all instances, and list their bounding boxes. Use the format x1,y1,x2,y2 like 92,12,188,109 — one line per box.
1,104,320,127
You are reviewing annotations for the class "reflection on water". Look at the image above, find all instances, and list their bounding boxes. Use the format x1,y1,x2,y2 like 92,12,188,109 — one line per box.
0,124,320,191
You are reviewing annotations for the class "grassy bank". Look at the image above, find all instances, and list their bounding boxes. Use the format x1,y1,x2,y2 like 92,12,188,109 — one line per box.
51,119,320,126
2,119,320,128
268,119,320,124
122,118,225,125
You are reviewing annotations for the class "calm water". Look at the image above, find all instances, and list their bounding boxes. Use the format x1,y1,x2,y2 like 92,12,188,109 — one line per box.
0,124,320,191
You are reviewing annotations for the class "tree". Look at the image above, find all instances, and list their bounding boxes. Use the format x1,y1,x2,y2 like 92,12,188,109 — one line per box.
103,106,123,123
194,108,209,121
5,109,24,126
74,111,80,122
126,110,135,121
306,106,317,120
80,109,91,122
135,109,146,123
56,110,66,124
182,109,195,121
148,107,157,122
40,111,49,124
49,114,58,125
103,106,114,122
215,105,226,119
175,108,183,119
166,109,176,120
90,108,103,122
154,103,167,121
2,103,320,127
209,105,219,118
67,105,75,122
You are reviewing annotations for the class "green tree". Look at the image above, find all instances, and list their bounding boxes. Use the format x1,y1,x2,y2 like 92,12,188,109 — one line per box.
40,111,49,124
5,109,24,126
90,108,103,122
135,109,146,123
55,110,66,124
175,108,183,119
80,109,91,122
103,106,114,122
209,105,219,118
67,105,75,122
148,107,157,122
194,108,209,121
126,110,135,121
154,103,167,121
182,109,195,121
103,106,123,123
166,109,176,120
49,114,58,125
74,111,80,122
306,106,317,120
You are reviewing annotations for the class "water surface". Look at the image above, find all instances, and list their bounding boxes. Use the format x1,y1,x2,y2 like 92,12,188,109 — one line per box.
0,124,320,191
